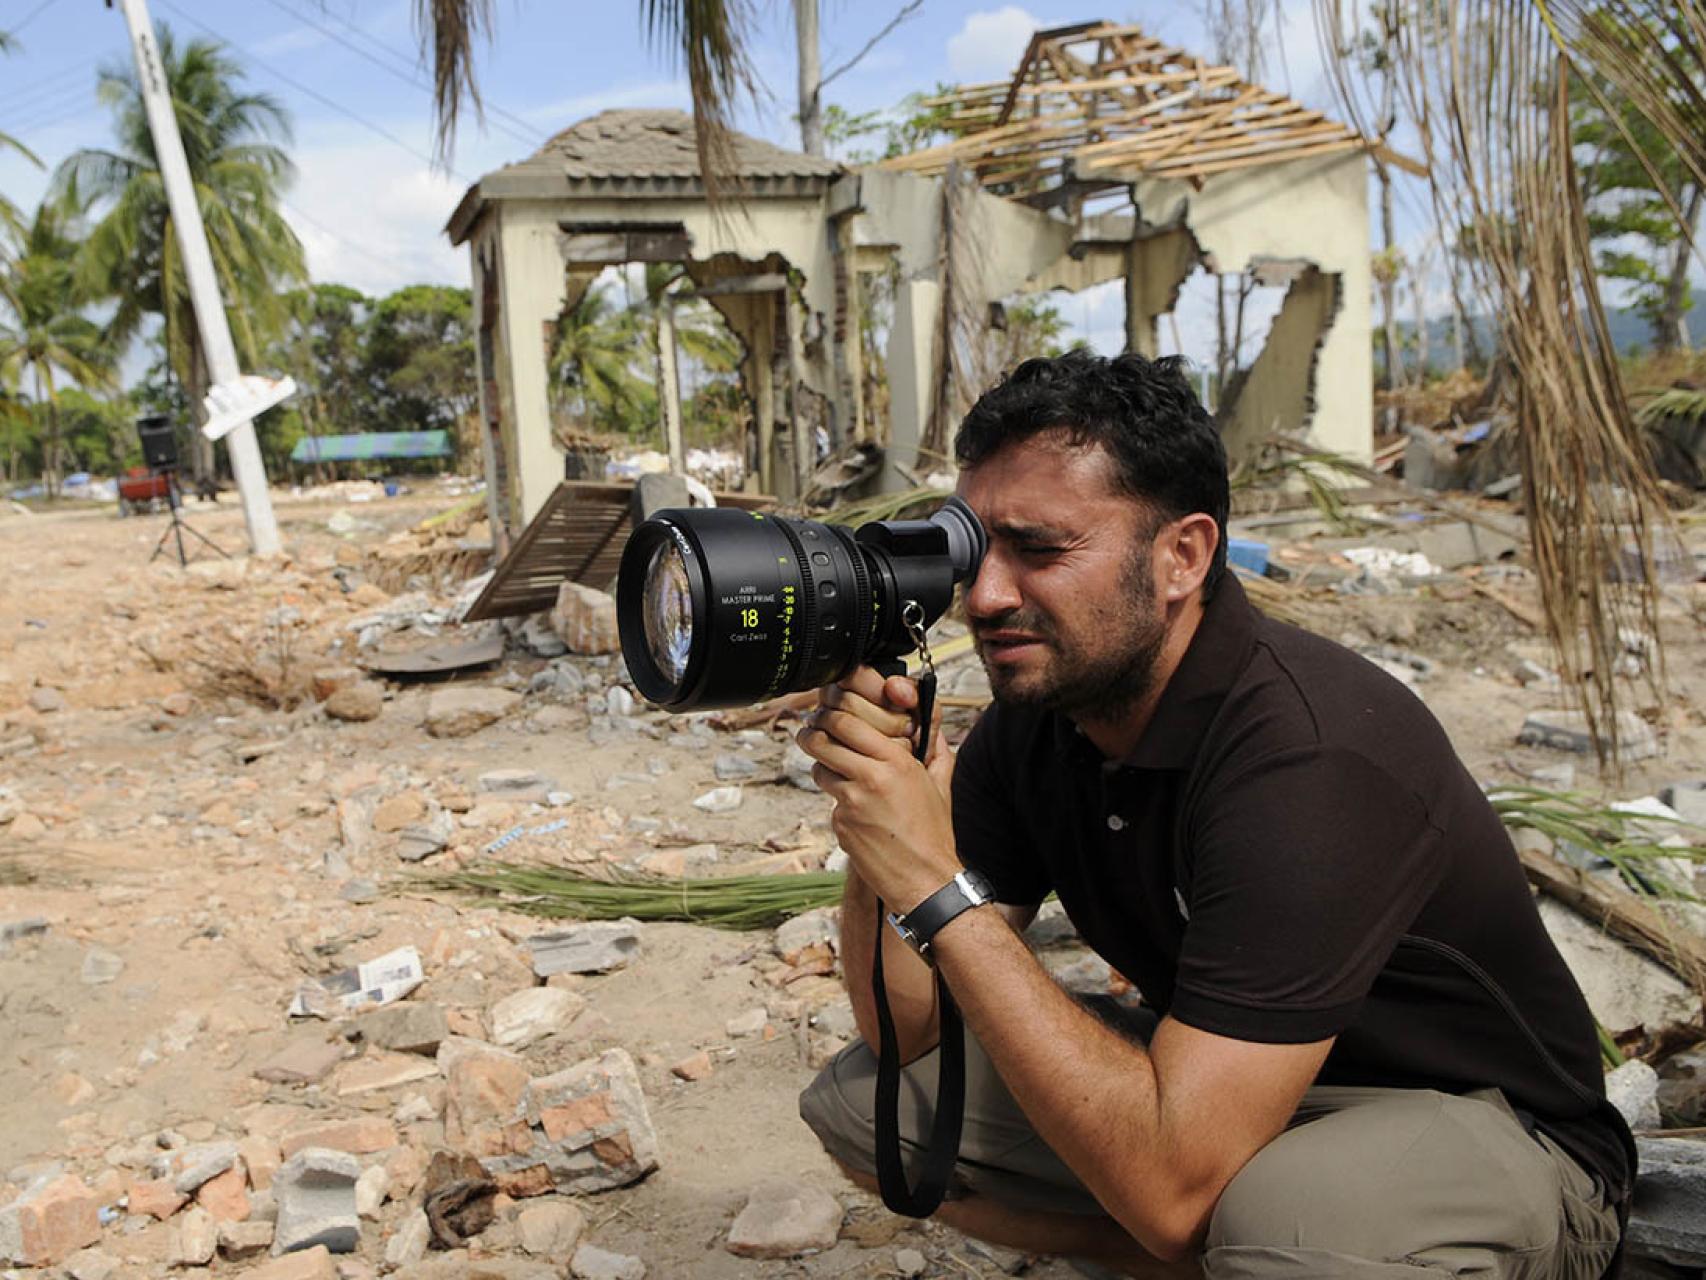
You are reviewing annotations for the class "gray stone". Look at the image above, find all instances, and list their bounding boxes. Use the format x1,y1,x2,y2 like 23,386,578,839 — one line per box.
1630,1137,1706,1266
895,1247,927,1278
354,1165,389,1219
325,682,383,723
255,1036,346,1085
1539,899,1699,1033
527,921,641,977
0,917,47,945
384,1209,430,1268
1608,1059,1663,1131
520,613,568,658
724,1183,843,1258
571,1243,645,1280
516,1199,585,1258
692,785,742,813
725,1008,767,1039
28,686,64,713
605,686,635,718
1024,900,1079,948
80,948,124,985
713,753,761,781
1658,1048,1706,1128
395,810,454,863
478,768,559,804
783,743,821,792
809,1000,857,1041
482,1049,660,1195
338,878,379,904
355,1002,448,1055
171,1206,218,1266
172,1141,238,1194
272,1148,360,1256
491,986,587,1049
424,687,520,739
1518,709,1659,761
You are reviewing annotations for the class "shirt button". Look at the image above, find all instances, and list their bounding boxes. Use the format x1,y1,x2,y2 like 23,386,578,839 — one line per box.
1107,814,1126,832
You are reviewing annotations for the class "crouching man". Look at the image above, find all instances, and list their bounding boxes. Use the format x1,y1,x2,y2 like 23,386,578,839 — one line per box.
794,351,1633,1278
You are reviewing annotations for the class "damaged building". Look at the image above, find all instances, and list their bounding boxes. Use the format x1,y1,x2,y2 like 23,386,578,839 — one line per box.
446,20,1411,544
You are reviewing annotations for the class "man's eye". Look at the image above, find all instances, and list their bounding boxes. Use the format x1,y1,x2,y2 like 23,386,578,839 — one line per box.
1018,544,1061,556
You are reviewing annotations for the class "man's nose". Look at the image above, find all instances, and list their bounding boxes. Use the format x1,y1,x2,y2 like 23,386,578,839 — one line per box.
965,550,1021,618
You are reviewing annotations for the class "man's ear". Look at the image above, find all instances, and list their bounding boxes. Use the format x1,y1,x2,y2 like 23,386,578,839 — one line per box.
1155,513,1219,603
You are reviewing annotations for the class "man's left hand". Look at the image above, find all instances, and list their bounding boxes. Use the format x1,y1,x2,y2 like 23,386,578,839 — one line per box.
796,669,959,915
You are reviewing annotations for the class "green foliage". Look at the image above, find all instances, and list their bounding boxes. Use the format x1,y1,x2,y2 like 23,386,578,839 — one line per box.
0,199,119,492
1571,44,1701,351
56,25,306,460
548,281,653,439
823,87,956,164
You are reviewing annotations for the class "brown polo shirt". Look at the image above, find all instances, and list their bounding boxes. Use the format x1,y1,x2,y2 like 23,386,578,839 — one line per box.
952,573,1633,1201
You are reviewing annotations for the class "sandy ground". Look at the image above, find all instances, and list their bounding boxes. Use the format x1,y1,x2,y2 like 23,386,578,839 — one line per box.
0,489,1701,1279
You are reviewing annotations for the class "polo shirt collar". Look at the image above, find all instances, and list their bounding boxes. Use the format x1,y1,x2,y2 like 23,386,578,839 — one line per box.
1050,572,1260,770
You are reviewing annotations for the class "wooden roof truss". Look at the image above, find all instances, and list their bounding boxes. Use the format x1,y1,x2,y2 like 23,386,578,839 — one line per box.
886,21,1413,199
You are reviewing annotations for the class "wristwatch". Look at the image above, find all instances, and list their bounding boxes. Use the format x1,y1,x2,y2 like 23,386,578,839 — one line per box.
887,869,997,964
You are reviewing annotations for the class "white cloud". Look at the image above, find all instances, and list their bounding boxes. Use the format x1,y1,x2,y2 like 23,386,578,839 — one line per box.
281,129,473,298
946,7,1045,83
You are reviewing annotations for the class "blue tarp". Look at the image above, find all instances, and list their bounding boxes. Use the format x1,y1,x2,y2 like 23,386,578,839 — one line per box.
290,431,452,463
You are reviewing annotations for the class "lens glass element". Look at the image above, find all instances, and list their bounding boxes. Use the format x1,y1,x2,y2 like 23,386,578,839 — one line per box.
642,541,694,689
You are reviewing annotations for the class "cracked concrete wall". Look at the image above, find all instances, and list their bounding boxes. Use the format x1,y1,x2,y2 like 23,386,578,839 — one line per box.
1129,151,1373,462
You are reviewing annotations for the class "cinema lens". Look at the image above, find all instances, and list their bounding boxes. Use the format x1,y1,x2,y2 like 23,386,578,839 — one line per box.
616,497,985,711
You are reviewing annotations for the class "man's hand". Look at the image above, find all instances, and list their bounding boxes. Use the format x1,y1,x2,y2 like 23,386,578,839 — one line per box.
797,667,958,915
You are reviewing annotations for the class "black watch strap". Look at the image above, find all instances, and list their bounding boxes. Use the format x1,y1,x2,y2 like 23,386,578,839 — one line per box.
888,869,995,961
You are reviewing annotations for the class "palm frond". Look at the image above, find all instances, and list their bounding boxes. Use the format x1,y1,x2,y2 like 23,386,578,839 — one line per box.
638,0,761,204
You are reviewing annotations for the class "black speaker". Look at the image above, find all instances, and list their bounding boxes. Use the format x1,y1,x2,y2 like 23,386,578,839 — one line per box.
136,415,179,471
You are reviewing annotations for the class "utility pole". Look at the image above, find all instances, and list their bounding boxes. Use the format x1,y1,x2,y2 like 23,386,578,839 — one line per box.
114,0,281,556
795,0,823,156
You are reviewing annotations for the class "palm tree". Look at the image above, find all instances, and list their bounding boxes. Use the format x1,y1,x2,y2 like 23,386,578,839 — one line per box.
0,29,44,265
548,282,655,437
56,27,305,482
0,200,118,497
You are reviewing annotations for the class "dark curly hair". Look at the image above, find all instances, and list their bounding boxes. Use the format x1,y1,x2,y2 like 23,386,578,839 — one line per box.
954,349,1230,596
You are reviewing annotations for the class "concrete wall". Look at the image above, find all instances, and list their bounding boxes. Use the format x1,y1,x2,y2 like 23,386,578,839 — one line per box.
1129,151,1374,462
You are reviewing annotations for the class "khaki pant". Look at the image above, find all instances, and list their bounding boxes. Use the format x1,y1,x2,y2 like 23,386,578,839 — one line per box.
799,1017,1621,1278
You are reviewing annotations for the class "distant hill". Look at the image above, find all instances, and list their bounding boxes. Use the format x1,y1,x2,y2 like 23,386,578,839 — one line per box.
1384,299,1705,376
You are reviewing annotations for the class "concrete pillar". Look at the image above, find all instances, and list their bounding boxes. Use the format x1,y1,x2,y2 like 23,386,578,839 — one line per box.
829,215,865,448
657,294,685,477
496,214,572,527
783,288,811,500
884,276,942,491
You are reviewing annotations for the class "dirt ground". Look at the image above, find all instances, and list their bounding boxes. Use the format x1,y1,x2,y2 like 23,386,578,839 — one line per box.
0,487,1702,1279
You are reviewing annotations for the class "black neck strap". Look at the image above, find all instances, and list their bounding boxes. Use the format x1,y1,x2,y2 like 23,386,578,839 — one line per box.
870,667,964,1217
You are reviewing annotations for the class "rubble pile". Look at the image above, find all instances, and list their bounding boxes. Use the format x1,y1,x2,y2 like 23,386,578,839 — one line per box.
0,483,1702,1276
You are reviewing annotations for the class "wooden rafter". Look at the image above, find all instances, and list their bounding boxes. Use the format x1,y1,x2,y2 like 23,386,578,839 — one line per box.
884,18,1422,192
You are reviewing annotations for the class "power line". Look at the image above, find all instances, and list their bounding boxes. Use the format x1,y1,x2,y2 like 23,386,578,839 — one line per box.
2,80,88,131
3,0,55,39
0,58,97,116
278,196,408,279
154,0,471,182
256,0,546,150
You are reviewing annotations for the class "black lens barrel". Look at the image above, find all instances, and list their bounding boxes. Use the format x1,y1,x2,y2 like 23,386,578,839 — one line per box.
617,498,984,711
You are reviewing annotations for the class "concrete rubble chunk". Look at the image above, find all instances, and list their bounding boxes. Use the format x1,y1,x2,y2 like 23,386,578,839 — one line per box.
219,1219,276,1259
355,1002,448,1055
774,907,840,962
491,987,588,1049
248,1243,337,1280
516,1198,585,1258
527,921,642,977
355,1165,390,1219
395,810,455,862
895,1247,927,1277
725,1008,767,1039
1630,1138,1706,1267
170,1205,218,1266
551,583,620,656
479,1048,661,1195
479,769,559,804
783,743,821,792
1518,708,1660,761
442,1042,531,1156
0,1173,101,1265
196,1163,252,1222
714,752,761,781
425,686,521,738
1537,899,1699,1033
693,785,742,813
172,1140,238,1194
273,1148,361,1256
725,1182,843,1258
336,1051,439,1095
325,682,383,722
128,1177,188,1220
571,1243,646,1280
1608,1059,1663,1131
384,1208,431,1267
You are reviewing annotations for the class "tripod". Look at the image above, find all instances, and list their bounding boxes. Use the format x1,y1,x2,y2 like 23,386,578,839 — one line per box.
149,469,230,566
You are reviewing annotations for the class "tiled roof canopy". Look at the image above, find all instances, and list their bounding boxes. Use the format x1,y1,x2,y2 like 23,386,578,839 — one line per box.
537,109,841,181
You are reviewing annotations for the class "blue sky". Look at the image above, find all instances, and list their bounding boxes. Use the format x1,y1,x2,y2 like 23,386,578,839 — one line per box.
2,0,1410,377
